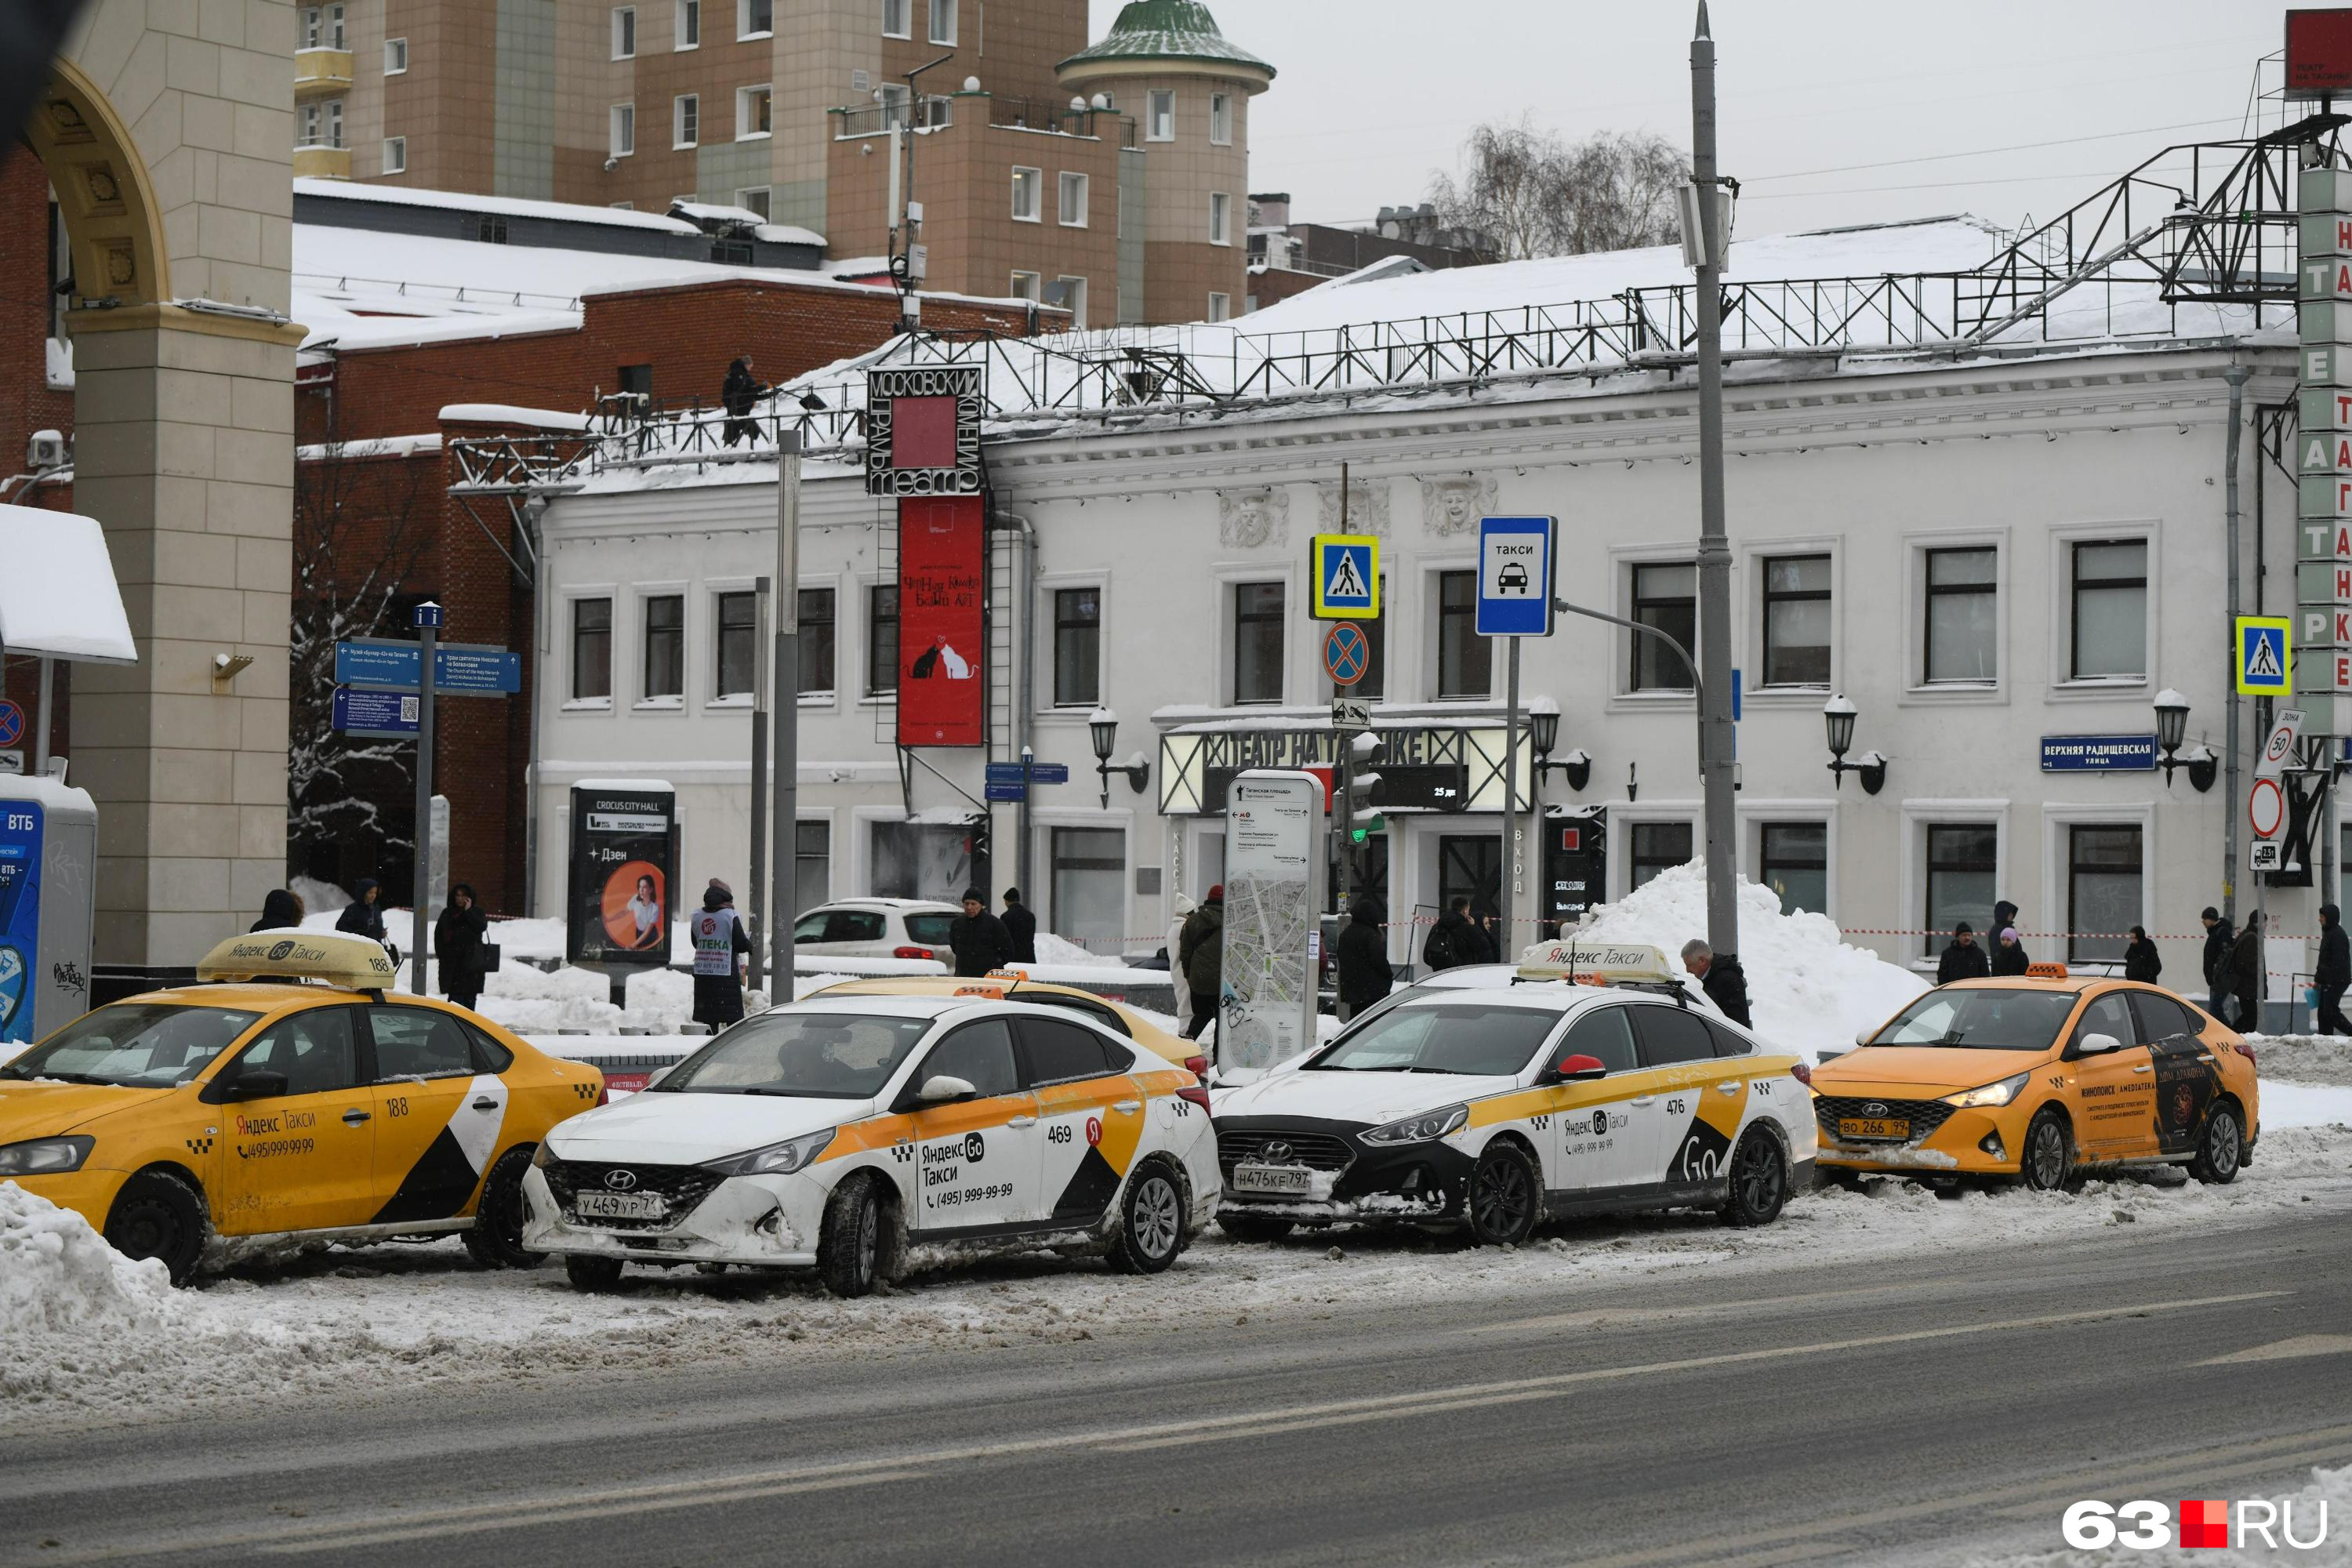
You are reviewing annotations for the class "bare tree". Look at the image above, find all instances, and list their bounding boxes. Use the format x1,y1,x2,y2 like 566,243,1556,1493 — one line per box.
1430,119,1689,261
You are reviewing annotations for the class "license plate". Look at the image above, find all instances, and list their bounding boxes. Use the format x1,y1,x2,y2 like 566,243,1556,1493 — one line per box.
1838,1117,1910,1142
1232,1163,1314,1194
573,1189,667,1221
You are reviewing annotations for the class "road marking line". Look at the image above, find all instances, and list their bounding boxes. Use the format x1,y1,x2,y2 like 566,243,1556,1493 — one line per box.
1464,1279,1949,1334
2201,1333,2352,1366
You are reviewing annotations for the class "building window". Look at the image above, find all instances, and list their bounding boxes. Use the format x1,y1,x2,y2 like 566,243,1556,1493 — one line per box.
1011,165,1041,221
302,100,346,148
799,587,837,694
2070,539,2147,681
795,820,830,914
617,363,653,400
929,0,957,45
1058,170,1088,227
736,84,771,138
676,0,699,47
1054,586,1100,706
610,103,636,157
382,136,407,173
1147,89,1174,141
867,584,899,695
1210,92,1232,145
383,36,408,73
882,0,910,37
2068,824,2142,964
1009,270,1041,302
1761,553,1831,688
477,214,510,243
1051,827,1126,954
1630,561,1696,692
300,4,346,49
876,82,909,128
1047,275,1088,328
1760,823,1827,916
642,594,684,699
1232,582,1284,705
572,598,612,700
1923,823,1996,957
612,6,637,57
739,0,773,38
1436,570,1490,699
1210,191,1232,245
1630,822,1693,891
715,590,759,699
673,93,699,147
733,187,770,220
1207,292,1231,322
1924,546,1997,684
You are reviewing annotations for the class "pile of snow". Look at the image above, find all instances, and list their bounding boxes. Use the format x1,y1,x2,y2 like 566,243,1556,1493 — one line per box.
2239,1034,2352,1087
0,1184,171,1351
1033,933,1122,967
1569,862,1927,1061
286,875,350,920
474,963,624,1034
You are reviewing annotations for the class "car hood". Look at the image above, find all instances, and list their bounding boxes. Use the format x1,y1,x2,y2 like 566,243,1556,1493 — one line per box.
546,1091,873,1166
1813,1046,2051,1098
1215,1068,1519,1127
0,1081,176,1142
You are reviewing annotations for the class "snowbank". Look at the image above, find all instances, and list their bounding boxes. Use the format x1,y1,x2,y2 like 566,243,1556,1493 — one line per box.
0,1184,171,1348
1034,933,1122,967
2239,1033,2352,1087
287,875,350,920
1570,862,1928,1061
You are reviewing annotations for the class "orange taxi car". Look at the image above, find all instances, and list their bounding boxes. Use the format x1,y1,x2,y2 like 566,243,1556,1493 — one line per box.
1812,975,2259,1190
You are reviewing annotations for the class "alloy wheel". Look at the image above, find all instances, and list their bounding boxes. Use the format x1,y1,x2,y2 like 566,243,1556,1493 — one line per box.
2028,1121,2066,1188
2209,1112,2241,1178
1737,1136,1783,1214
1474,1156,1533,1236
1133,1175,1180,1259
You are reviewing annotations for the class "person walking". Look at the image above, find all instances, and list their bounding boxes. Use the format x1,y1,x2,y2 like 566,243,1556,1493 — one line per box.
2122,925,2162,985
2317,904,2351,1036
1680,939,1753,1027
1991,900,2030,968
434,883,490,1011
253,888,305,932
1936,922,1990,985
720,357,768,447
1334,894,1393,1021
2230,911,2267,1033
1000,887,1038,964
1178,884,1225,1042
946,887,1014,978
690,879,753,1031
2201,907,2236,1025
1422,895,1493,972
1163,892,1196,1035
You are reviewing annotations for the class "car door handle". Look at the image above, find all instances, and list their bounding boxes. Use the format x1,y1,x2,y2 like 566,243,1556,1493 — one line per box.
471,1097,499,1111
343,1109,372,1125
1715,1081,1740,1094
1113,1100,1142,1114
2131,1065,2152,1074
1630,1095,1657,1106
1007,1115,1037,1128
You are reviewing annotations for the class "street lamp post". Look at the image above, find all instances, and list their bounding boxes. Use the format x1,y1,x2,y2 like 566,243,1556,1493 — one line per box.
1688,2,1739,956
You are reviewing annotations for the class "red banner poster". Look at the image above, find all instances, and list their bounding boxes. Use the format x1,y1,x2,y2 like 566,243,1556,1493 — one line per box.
897,495,986,746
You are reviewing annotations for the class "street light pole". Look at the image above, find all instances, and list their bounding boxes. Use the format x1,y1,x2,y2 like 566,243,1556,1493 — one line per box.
769,430,802,1004
1690,2,1739,956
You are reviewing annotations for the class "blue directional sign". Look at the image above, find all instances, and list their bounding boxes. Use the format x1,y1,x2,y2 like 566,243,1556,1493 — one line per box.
332,686,420,738
336,639,521,697
985,760,1069,786
1475,516,1557,637
984,781,1028,802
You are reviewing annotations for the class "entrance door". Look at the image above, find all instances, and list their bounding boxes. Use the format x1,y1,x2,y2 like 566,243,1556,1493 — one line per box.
210,1007,373,1235
1438,833,1501,958
903,1018,1040,1232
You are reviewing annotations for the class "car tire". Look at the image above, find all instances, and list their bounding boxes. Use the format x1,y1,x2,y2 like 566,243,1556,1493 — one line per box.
2019,1107,2075,1193
1106,1160,1186,1275
818,1174,886,1298
1465,1140,1542,1247
1215,1211,1295,1244
2189,1102,2245,1186
1719,1127,1788,1228
105,1168,207,1287
564,1254,624,1293
462,1146,543,1269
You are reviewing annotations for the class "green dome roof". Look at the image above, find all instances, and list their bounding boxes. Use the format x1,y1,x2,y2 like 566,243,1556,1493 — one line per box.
1058,0,1274,80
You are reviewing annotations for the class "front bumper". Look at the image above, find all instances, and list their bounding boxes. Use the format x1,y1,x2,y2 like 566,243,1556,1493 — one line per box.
6,1167,133,1229
521,1163,832,1269
1214,1117,1475,1223
1813,1097,2024,1175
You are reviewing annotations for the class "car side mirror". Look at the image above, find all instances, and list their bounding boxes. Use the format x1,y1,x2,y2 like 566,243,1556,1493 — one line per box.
2075,1032,2123,1057
1854,1029,1876,1050
916,1074,977,1105
224,1069,289,1102
1548,1053,1608,1083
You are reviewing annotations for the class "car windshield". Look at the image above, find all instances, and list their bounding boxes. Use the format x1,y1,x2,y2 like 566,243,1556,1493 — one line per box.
0,1004,262,1088
1311,1004,1558,1076
903,913,957,946
654,1011,934,1098
1866,989,2079,1052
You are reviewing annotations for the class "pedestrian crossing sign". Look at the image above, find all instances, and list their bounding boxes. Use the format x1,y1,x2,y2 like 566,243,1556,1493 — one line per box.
1310,534,1380,620
2236,615,2292,695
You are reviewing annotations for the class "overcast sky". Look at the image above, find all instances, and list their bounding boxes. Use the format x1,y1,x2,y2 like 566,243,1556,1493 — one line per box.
1089,0,2292,238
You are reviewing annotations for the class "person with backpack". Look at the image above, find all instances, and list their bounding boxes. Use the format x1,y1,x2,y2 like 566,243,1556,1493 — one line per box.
1178,885,1225,1041
1422,895,1493,972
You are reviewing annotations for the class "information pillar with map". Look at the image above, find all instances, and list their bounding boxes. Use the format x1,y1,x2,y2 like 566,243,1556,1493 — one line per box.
1220,771,1327,1073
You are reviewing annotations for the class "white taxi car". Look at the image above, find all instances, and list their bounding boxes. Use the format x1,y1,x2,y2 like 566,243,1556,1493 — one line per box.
522,994,1217,1296
1211,946,1813,1244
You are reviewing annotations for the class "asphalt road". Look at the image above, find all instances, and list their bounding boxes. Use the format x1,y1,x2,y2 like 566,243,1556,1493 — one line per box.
8,1208,2352,1568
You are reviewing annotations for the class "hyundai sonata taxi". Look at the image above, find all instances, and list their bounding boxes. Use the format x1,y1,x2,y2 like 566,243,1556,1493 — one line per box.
0,931,604,1283
1211,946,1815,1244
1813,975,2259,1189
806,972,1200,1074
522,994,1217,1296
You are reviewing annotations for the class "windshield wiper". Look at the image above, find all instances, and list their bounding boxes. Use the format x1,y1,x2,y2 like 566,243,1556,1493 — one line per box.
4,1069,110,1085
736,1086,815,1097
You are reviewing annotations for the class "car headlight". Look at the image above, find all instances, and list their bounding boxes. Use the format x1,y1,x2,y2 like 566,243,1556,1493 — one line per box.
1944,1071,2031,1110
1360,1105,1469,1145
703,1127,836,1178
531,1141,557,1170
0,1135,95,1176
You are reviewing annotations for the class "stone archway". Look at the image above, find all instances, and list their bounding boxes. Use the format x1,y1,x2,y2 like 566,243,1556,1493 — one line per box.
31,6,303,978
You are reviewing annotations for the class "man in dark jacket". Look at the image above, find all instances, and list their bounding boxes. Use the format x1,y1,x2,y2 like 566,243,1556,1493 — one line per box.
1422,896,1494,972
253,888,305,931
1680,939,1753,1027
337,878,388,945
1991,900,2030,968
947,887,1014,978
2123,926,2162,985
1936,923,1990,985
2230,912,2267,1032
1000,887,1038,964
720,357,767,446
1178,885,1225,1040
2200,907,2234,1023
434,883,490,1011
1334,895,1393,1019
2318,904,2351,1036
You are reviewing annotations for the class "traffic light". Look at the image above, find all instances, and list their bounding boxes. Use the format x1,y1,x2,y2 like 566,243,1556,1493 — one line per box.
1341,731,1383,845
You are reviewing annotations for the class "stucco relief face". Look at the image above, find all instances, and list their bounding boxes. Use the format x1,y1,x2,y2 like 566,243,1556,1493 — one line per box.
1218,487,1290,548
1419,474,1496,536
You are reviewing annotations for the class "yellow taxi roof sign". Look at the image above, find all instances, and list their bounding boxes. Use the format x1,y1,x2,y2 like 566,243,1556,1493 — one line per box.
1515,940,1681,987
2024,961,2071,980
196,929,397,989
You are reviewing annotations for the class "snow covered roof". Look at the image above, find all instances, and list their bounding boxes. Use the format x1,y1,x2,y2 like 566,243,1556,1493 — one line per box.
296,177,707,236
667,200,827,248
1058,0,1273,80
0,505,139,664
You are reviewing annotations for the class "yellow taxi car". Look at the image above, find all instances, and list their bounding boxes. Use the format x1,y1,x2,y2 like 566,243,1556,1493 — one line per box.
806,972,1203,1075
1812,975,2259,1190
0,930,604,1283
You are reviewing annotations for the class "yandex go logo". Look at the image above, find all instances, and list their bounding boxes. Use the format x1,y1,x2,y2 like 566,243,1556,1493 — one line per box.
2062,1498,2329,1550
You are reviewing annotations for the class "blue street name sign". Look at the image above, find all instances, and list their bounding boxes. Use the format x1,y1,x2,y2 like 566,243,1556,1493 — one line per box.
336,639,521,696
332,686,420,738
1475,516,1557,637
2039,734,2158,773
984,781,1028,802
985,760,1069,786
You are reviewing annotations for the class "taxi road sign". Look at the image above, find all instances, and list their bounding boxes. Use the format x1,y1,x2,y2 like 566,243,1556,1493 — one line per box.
1310,534,1380,619
1475,516,1557,637
2237,615,2292,695
1323,622,1371,686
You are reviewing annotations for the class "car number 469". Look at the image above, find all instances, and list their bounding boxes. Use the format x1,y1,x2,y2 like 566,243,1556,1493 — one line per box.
1047,1124,1073,1144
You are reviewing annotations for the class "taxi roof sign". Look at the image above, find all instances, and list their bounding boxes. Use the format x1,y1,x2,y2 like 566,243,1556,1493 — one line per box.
196,929,398,990
1514,940,1681,987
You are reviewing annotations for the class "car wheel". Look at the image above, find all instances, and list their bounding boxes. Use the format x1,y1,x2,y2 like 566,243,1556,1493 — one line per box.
1215,1211,1295,1243
818,1174,886,1298
1465,1141,1541,1247
2189,1102,2245,1186
564,1254,624,1293
105,1169,207,1287
1720,1127,1788,1227
462,1146,543,1269
1107,1160,1186,1275
2019,1107,2074,1193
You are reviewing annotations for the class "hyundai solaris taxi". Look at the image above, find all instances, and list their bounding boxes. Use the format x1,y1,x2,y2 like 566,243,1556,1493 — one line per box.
806,972,1201,1075
1211,948,1815,1244
1813,976,2260,1189
523,994,1218,1297
0,931,605,1283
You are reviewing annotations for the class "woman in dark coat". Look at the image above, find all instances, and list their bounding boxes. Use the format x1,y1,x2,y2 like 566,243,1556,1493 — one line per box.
1989,927,2031,977
2230,913,2267,1032
690,879,753,1031
253,888,305,931
1334,894,1394,1019
337,878,388,944
434,882,489,1011
2122,925,2161,985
